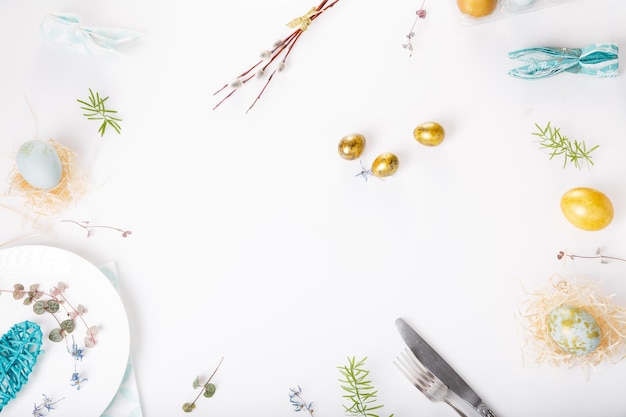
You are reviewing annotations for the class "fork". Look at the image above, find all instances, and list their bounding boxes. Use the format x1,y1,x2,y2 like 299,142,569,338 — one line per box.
394,348,469,417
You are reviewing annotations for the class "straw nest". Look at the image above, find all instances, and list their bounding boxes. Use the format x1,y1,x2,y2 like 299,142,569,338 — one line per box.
8,139,87,217
519,275,626,370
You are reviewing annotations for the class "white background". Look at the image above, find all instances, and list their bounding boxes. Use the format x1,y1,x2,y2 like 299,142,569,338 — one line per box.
1,0,626,415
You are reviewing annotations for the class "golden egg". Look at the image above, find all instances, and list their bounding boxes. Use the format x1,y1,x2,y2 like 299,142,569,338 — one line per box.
338,134,366,160
457,0,498,17
413,122,445,147
371,153,399,178
560,187,614,231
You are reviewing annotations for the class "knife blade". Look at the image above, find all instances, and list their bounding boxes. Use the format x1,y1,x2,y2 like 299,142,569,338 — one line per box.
395,317,497,417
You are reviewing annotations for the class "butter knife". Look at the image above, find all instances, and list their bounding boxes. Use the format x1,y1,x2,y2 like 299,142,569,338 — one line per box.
395,317,497,417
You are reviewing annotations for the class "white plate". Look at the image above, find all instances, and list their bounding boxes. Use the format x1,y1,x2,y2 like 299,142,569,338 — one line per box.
0,245,130,416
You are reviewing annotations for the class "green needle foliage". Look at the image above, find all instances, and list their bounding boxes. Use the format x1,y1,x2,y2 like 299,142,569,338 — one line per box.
77,88,122,137
532,121,598,169
338,356,393,417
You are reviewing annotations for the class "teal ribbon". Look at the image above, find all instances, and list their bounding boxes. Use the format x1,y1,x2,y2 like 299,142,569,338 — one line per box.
40,13,143,56
508,43,618,79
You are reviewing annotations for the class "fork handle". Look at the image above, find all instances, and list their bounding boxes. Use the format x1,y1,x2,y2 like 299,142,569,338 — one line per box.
477,402,496,417
444,399,469,417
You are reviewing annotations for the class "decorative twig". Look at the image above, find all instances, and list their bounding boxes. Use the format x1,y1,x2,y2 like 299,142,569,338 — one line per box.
32,394,64,417
402,0,427,57
61,220,132,238
558,249,626,264
68,337,88,390
77,88,122,137
213,0,342,112
289,386,315,416
182,356,224,412
532,122,598,169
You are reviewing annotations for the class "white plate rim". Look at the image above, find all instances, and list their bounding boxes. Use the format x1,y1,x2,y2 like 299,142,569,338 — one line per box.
0,244,130,416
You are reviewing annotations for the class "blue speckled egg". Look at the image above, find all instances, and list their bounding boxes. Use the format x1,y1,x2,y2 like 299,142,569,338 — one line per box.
547,305,601,355
16,140,62,190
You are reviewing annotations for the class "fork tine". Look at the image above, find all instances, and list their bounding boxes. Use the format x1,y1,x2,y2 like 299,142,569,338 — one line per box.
401,349,433,383
395,349,432,390
395,348,470,417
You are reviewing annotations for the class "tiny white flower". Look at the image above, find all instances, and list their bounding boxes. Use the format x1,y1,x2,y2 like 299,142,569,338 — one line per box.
256,69,266,78
260,50,271,60
229,79,243,88
277,62,286,72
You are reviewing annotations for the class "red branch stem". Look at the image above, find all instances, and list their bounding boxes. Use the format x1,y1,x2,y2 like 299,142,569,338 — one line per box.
213,0,342,112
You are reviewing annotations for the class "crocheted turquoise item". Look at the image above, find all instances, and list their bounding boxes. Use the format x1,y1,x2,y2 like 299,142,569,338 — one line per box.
0,321,43,411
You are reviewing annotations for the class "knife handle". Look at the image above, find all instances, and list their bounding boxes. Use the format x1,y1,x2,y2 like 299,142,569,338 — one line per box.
477,402,496,417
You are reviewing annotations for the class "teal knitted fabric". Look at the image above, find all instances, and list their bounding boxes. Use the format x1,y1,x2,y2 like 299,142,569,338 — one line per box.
0,321,43,411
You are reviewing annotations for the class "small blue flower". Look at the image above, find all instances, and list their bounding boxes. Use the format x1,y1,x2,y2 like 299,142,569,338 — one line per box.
70,372,88,390
32,394,62,416
32,403,44,417
42,394,58,411
288,386,314,415
68,343,84,361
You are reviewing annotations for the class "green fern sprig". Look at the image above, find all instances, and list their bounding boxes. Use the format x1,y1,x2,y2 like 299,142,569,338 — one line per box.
77,88,122,137
338,356,393,417
532,121,598,169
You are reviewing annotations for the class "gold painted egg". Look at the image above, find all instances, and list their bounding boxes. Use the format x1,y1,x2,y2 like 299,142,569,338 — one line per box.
413,122,445,147
338,134,366,160
560,187,614,231
457,0,498,17
547,305,601,355
371,153,399,178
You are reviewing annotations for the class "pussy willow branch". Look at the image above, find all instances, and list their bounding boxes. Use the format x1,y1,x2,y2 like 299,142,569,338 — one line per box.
213,0,342,113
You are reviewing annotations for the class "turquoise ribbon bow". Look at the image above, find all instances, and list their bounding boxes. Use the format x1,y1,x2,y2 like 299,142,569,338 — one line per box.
508,43,618,79
40,13,143,56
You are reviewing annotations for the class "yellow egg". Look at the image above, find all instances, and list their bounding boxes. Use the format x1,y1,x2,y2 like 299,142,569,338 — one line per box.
457,0,498,17
547,305,601,355
338,134,366,160
371,153,399,178
560,187,614,231
413,122,445,147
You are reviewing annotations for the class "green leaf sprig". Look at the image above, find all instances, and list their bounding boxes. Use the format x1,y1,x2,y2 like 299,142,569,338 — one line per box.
182,356,224,412
77,88,122,137
338,356,393,417
532,121,598,169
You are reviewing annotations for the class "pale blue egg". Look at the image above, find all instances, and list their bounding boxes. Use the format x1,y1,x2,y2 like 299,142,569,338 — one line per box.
547,305,601,355
16,140,63,190
509,0,534,7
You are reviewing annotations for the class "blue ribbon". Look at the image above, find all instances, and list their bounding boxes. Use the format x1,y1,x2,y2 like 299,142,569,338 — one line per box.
508,43,618,79
40,13,143,56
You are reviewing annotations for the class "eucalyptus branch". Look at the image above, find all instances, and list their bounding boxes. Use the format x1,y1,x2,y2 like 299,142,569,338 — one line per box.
532,121,598,169
77,88,122,137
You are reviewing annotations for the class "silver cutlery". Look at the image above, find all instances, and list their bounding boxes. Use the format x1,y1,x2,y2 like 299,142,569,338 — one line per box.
395,348,469,416
395,317,497,417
